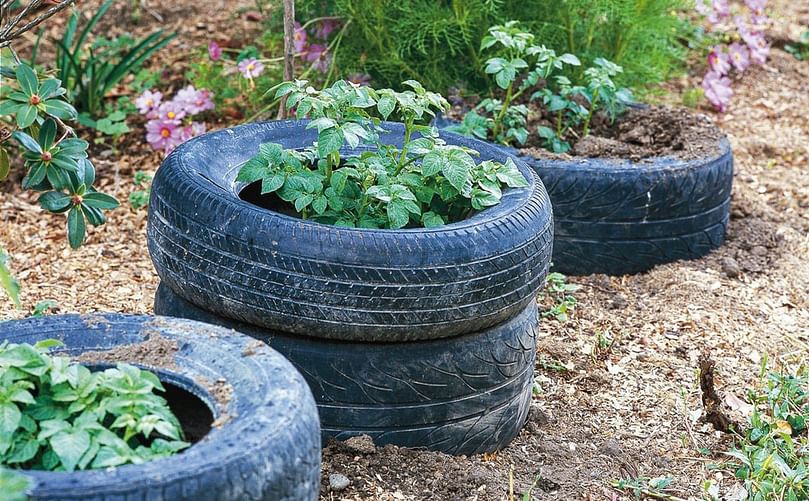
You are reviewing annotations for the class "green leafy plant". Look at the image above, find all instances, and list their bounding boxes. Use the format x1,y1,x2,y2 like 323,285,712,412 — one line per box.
0,339,189,472
237,79,528,229
55,0,175,117
0,248,21,308
30,300,58,317
129,171,152,210
785,31,809,61
538,272,580,321
78,110,130,143
724,364,809,500
0,60,120,248
452,22,632,153
611,476,677,499
0,468,31,501
296,0,688,94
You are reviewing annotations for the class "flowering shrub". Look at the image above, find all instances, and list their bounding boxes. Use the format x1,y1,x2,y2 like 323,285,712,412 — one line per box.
137,86,213,154
696,0,770,111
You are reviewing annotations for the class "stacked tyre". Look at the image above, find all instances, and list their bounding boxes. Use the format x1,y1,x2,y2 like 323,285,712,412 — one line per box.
148,121,555,455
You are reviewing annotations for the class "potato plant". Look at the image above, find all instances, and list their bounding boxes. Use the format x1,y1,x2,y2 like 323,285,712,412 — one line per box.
0,340,188,472
237,79,528,229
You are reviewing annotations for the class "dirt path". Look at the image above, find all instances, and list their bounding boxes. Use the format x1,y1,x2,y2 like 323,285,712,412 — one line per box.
1,1,807,500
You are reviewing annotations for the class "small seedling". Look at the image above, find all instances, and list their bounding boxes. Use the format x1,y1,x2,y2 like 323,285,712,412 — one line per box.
538,272,580,322
611,476,682,500
30,299,57,317
129,171,153,210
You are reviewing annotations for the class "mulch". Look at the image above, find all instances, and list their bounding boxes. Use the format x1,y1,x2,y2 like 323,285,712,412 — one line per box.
1,1,808,499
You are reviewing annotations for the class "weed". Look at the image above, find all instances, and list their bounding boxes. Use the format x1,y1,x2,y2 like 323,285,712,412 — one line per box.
538,272,580,322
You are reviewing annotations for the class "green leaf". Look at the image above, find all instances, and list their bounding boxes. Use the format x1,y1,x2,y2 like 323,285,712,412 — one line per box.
317,127,344,158
421,151,443,177
0,147,9,181
67,206,86,249
308,117,337,132
472,188,501,210
558,53,581,66
312,195,328,215
294,194,313,212
81,192,119,210
377,95,396,120
11,131,41,153
0,100,21,116
23,162,47,188
39,191,72,213
496,159,529,188
38,78,63,99
15,64,38,96
43,99,77,120
0,403,21,435
38,119,57,149
50,430,91,471
260,173,285,194
421,211,444,228
442,150,474,194
15,105,38,128
386,200,411,229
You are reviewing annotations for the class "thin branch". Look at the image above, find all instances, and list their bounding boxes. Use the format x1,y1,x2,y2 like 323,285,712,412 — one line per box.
0,0,74,48
277,0,295,120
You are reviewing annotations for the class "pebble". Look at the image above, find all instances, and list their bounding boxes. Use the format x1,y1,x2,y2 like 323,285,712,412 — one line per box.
329,473,350,492
751,245,768,256
721,257,741,278
340,434,377,455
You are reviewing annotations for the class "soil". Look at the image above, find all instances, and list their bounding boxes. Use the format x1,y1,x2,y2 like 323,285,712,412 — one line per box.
1,1,808,500
76,331,179,370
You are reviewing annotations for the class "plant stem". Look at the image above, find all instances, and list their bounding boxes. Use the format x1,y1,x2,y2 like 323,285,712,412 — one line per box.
395,117,413,173
582,88,599,137
492,82,513,141
277,0,295,120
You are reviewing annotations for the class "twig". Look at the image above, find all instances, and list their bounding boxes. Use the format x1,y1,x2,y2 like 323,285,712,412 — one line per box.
277,0,295,120
0,0,75,48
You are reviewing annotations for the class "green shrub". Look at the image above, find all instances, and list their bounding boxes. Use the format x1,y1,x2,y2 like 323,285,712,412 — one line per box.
296,0,689,93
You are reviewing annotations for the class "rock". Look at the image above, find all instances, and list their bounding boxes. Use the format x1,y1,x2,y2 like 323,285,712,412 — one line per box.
721,257,741,278
329,473,350,491
599,438,622,457
608,293,628,310
751,245,768,256
340,434,376,455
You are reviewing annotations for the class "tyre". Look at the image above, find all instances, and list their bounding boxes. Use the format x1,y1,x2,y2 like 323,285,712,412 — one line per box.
155,283,539,456
0,314,320,501
433,116,733,276
147,120,553,342
523,141,733,275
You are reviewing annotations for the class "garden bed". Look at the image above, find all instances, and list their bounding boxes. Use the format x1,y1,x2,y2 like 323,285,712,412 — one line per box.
1,0,808,499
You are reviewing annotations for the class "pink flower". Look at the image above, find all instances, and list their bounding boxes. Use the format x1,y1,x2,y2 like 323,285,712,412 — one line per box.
135,90,162,115
294,21,308,54
741,31,769,64
175,85,215,115
702,71,733,112
711,0,730,20
238,58,264,79
745,0,767,16
707,46,731,75
728,42,750,71
178,121,207,142
315,19,340,39
304,44,331,73
156,101,186,122
208,40,222,61
146,119,183,153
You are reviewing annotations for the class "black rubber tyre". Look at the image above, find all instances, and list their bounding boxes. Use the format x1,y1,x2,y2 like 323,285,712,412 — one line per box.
155,283,539,456
433,115,733,275
0,314,320,501
521,140,733,275
147,120,553,342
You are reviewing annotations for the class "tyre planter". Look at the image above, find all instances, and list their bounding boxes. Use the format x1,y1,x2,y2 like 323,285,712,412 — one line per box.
155,283,539,456
433,116,733,275
0,314,320,501
518,142,733,275
147,120,554,341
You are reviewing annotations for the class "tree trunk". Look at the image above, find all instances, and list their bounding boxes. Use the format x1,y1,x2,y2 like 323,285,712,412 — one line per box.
277,0,295,119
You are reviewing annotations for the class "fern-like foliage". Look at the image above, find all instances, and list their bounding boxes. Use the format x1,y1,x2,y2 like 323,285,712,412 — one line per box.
294,0,688,93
